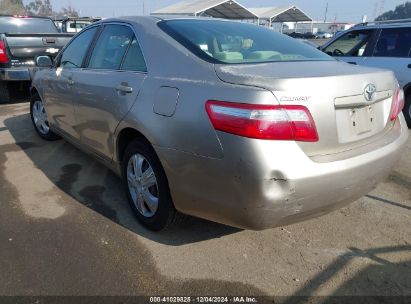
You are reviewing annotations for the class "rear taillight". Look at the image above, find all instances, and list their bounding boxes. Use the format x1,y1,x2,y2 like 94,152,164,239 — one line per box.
390,87,405,121
0,41,9,63
205,101,319,142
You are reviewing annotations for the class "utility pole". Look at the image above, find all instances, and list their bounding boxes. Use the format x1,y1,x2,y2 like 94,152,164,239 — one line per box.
378,0,386,16
324,2,328,23
142,1,145,15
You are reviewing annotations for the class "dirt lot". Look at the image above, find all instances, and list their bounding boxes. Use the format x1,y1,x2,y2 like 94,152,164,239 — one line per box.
0,101,410,300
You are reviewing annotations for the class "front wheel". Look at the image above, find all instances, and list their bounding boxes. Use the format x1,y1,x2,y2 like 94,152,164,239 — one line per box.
404,94,411,128
30,94,60,141
122,139,182,231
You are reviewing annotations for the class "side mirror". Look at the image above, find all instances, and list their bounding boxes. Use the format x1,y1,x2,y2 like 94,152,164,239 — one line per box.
36,56,53,68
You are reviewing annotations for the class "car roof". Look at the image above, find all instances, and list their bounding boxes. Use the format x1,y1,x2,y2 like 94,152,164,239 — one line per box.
99,15,245,24
352,21,411,31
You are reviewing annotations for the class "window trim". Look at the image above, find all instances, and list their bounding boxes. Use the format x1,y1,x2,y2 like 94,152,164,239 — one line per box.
372,27,411,58
83,22,148,74
55,24,102,69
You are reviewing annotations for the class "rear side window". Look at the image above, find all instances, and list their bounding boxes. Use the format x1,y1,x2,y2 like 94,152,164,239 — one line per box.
88,24,134,70
60,27,98,68
323,30,374,57
121,36,147,72
374,28,411,58
159,20,332,64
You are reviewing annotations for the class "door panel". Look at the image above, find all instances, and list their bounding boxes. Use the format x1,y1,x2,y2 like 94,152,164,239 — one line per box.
71,69,146,158
43,26,98,139
71,24,148,159
42,67,77,137
336,56,366,66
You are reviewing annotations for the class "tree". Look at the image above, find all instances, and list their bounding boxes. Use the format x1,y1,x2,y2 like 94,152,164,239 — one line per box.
376,2,411,21
59,5,79,17
25,0,53,17
23,0,80,18
0,0,26,15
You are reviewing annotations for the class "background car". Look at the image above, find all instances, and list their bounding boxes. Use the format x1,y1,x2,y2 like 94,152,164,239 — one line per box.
0,15,73,103
30,16,408,231
288,32,316,39
320,20,411,127
315,32,334,39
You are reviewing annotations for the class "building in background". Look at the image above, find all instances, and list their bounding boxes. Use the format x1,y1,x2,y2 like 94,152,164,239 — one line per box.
285,21,355,35
152,0,257,20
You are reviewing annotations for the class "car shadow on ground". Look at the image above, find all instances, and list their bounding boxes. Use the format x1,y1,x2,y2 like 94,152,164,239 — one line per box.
281,245,411,303
4,113,241,246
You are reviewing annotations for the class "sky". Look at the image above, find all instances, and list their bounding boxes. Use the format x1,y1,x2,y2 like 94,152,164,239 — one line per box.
33,0,408,22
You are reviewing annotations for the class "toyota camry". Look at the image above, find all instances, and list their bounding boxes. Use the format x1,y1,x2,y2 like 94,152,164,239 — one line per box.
30,16,408,231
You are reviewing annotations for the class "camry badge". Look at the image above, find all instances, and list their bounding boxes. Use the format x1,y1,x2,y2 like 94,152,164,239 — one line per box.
364,84,377,102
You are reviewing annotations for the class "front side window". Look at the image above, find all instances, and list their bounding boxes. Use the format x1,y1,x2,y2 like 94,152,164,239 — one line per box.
374,27,411,58
60,26,98,68
323,30,374,57
88,24,134,70
159,20,332,64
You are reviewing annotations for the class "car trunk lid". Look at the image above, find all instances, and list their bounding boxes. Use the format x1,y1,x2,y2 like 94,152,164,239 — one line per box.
4,33,73,67
214,60,396,157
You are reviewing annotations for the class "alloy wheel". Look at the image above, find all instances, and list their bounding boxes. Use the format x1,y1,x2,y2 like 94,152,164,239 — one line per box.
127,153,159,218
32,99,50,135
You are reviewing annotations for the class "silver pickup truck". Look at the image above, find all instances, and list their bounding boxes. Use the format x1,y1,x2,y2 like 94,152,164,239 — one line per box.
320,19,411,127
0,15,73,103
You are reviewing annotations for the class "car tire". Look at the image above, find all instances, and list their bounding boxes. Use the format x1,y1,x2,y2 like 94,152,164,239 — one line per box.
122,138,183,231
30,93,60,141
404,94,411,128
0,81,11,104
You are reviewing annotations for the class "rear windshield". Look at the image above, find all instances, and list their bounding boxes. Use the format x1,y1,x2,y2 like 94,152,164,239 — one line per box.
159,19,332,64
0,17,58,34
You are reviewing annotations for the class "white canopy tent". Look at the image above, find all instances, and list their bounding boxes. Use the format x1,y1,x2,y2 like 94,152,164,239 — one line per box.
152,0,258,20
250,6,312,27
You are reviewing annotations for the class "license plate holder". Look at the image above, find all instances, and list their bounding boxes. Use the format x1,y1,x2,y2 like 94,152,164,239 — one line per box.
352,106,374,135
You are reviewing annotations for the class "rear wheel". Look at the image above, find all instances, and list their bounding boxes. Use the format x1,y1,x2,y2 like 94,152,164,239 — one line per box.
122,139,182,231
0,81,10,104
30,94,60,141
404,94,411,128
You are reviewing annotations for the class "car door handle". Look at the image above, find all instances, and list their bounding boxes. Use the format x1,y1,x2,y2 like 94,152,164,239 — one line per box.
116,83,133,94
408,64,411,69
348,62,357,65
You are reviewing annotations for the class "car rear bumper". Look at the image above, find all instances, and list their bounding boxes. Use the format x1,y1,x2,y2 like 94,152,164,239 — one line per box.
0,68,31,81
156,116,408,230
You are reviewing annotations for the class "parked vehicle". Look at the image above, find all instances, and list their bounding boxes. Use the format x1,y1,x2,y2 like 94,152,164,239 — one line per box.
315,32,333,39
288,32,316,39
320,19,411,127
54,17,102,33
0,15,73,103
31,17,408,231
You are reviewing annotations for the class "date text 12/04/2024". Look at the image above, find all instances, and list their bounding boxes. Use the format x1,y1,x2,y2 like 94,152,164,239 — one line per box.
149,297,258,303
